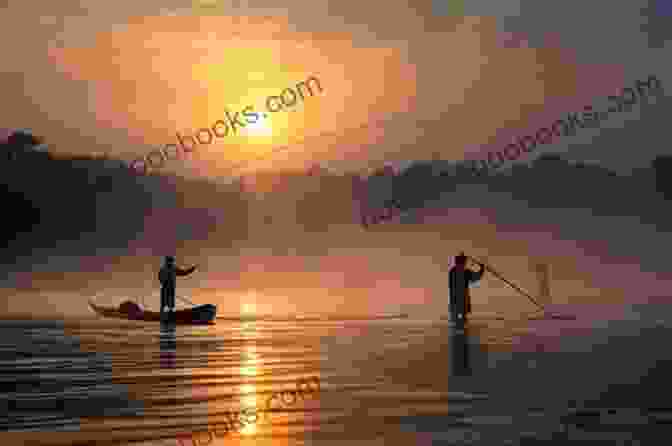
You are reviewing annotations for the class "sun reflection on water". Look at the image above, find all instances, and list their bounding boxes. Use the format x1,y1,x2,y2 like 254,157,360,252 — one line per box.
239,319,258,435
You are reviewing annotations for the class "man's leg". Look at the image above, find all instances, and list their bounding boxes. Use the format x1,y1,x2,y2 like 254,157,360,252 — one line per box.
450,303,457,323
160,287,167,313
167,286,176,310
459,295,468,324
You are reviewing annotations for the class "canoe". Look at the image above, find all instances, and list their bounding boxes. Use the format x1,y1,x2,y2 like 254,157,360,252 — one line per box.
88,299,217,325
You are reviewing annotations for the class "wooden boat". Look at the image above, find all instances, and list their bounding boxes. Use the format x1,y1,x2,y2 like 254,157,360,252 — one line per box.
88,299,217,325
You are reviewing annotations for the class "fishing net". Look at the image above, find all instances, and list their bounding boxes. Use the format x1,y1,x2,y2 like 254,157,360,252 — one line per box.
467,256,577,321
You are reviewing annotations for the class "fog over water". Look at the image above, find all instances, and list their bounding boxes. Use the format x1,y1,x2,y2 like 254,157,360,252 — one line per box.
1,0,672,444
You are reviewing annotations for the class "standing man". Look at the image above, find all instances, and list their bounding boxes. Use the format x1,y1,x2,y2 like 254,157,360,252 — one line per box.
159,256,197,317
449,252,485,325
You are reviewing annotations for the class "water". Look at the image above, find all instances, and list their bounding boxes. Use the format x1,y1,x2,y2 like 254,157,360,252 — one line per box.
1,302,671,445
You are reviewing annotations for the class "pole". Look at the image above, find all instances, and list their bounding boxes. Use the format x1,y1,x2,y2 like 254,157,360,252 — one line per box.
468,255,546,311
177,295,196,307
535,263,551,301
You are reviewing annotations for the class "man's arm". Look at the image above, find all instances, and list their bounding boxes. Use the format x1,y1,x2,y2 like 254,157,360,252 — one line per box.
468,264,485,282
176,265,197,276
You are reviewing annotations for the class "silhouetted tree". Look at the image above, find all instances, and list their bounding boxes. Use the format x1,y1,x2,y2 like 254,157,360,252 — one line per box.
393,161,440,211
653,155,672,200
1,130,47,163
0,130,45,248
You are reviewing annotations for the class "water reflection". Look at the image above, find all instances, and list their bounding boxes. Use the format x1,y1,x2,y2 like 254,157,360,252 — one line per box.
239,320,258,436
160,322,177,369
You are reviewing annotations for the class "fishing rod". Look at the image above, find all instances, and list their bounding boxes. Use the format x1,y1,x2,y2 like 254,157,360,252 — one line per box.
467,256,546,311
470,256,577,320
466,255,578,320
177,295,196,307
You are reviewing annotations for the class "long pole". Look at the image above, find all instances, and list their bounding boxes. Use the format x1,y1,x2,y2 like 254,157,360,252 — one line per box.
177,295,196,307
468,256,546,311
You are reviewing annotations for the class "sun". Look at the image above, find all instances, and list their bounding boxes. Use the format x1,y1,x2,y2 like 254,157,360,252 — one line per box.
243,114,273,138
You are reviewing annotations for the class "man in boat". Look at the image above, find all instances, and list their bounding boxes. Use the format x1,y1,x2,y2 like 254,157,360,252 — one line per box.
449,252,485,325
159,256,197,315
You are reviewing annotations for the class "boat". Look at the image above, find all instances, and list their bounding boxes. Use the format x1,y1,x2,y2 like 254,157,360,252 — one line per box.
88,299,217,325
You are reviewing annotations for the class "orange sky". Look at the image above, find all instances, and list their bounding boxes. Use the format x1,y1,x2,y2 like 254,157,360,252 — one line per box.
6,6,618,180
42,13,421,180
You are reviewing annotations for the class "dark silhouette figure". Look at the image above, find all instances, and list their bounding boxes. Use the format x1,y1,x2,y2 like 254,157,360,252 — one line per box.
449,253,484,325
451,325,471,376
159,256,196,316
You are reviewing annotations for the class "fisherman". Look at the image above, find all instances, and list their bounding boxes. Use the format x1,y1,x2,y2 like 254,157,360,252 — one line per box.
159,256,197,315
449,252,485,325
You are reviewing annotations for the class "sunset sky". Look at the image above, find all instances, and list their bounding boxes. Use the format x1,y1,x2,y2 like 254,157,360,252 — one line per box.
1,0,671,319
